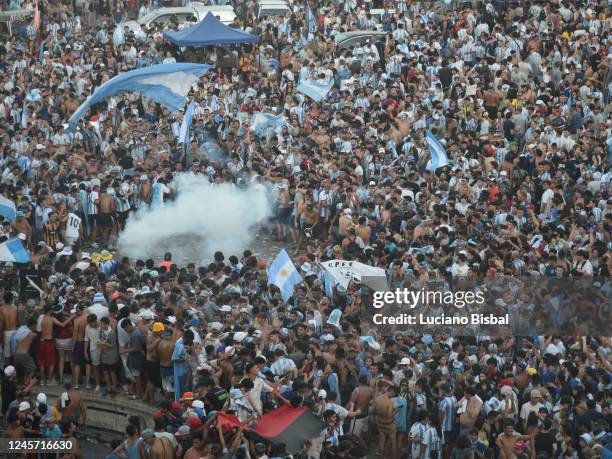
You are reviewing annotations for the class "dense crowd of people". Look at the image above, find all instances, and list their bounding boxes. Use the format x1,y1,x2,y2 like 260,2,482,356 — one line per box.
0,0,611,457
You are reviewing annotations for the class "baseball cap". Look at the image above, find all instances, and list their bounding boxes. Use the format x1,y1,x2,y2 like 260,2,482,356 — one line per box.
152,322,165,333
233,331,247,343
141,429,155,440
318,389,327,399
400,357,411,365
181,391,195,401
187,416,203,428
36,393,47,404
139,309,155,321
4,366,15,376
19,401,31,411
191,400,204,410
175,425,191,437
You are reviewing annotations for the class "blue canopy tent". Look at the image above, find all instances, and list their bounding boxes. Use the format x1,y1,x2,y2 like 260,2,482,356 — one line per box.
164,12,259,46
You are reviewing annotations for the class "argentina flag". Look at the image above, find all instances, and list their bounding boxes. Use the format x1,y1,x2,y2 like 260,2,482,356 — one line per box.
297,78,333,102
0,238,31,264
267,249,303,302
251,112,283,136
425,131,450,171
67,63,211,131
178,100,195,145
0,196,16,223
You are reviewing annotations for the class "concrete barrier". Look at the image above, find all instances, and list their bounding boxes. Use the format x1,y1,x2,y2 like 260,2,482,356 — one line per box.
33,385,156,436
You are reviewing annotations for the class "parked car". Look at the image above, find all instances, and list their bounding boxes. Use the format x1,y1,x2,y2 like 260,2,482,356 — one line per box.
334,30,388,49
121,5,236,33
254,0,291,19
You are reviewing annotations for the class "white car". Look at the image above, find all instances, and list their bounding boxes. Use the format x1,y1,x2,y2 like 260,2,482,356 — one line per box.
254,0,291,19
121,5,236,34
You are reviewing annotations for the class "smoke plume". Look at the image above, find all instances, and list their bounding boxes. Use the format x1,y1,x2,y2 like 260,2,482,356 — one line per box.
117,173,270,264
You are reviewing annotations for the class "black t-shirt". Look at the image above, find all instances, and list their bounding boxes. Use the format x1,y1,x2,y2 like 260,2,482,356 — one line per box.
503,119,515,140
534,430,555,456
1,376,17,414
205,386,229,412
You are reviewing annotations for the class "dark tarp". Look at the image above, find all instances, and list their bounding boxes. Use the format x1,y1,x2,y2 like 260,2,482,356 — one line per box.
164,12,259,46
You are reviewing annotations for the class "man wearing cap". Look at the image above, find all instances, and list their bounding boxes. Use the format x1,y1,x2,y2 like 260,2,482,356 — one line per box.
2,365,36,415
141,428,175,459
520,389,545,431
143,321,164,404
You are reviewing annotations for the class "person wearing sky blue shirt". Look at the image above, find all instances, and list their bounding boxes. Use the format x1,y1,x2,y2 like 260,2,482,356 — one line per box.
439,384,457,457
391,385,408,447
172,330,193,401
150,178,171,210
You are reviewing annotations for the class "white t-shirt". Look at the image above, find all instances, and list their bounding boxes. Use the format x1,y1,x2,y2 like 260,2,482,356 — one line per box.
88,303,109,320
66,213,81,239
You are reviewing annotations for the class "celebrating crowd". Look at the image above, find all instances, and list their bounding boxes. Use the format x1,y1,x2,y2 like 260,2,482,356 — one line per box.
1,0,612,457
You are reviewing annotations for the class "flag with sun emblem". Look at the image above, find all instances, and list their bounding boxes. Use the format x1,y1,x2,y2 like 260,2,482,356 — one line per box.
267,249,303,302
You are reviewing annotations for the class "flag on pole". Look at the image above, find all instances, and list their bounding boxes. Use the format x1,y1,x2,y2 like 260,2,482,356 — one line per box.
178,100,195,145
0,238,31,264
425,131,449,171
0,196,16,223
267,249,302,302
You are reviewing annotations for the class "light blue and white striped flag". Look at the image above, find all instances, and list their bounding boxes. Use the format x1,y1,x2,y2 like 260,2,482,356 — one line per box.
0,196,16,223
267,249,302,302
251,112,283,136
67,63,211,131
425,131,449,171
0,238,31,264
178,100,195,145
21,102,28,129
297,78,333,102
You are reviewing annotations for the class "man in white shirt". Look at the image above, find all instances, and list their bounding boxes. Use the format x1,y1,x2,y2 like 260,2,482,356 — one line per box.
520,390,545,430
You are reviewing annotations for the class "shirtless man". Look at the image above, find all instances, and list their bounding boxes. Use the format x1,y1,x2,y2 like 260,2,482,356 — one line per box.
98,188,116,246
141,429,175,459
1,292,19,366
14,211,32,241
275,183,291,241
60,383,87,427
355,216,371,245
374,384,398,459
184,431,207,459
337,209,353,239
72,304,88,388
496,419,535,459
39,304,71,385
3,415,25,441
295,197,319,253
144,323,163,404
157,329,176,398
14,318,38,386
349,375,374,437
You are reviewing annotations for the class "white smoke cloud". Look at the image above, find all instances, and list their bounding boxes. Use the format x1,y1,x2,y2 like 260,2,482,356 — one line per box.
118,173,271,264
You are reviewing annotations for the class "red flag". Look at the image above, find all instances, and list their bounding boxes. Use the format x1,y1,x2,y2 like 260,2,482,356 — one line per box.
34,0,40,30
